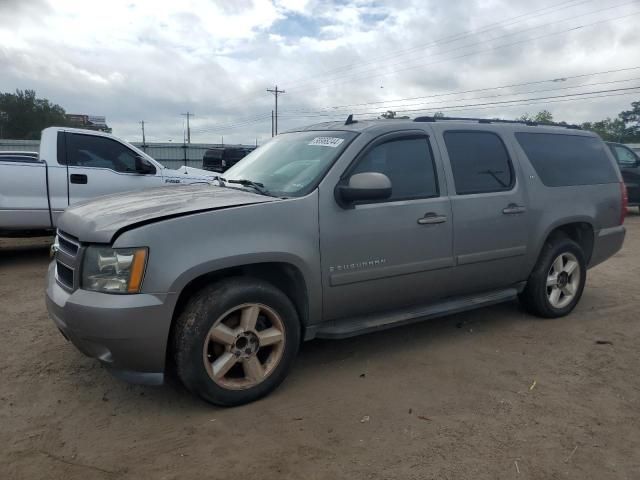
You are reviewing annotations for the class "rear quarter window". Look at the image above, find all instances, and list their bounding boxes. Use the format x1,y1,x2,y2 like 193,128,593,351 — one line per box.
515,133,618,187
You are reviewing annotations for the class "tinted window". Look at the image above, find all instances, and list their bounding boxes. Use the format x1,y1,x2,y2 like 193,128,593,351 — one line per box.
516,133,618,186
351,137,438,200
610,144,638,168
67,134,139,173
444,131,513,195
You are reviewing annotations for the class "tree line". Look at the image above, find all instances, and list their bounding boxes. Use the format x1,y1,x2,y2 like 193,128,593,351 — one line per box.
0,90,71,139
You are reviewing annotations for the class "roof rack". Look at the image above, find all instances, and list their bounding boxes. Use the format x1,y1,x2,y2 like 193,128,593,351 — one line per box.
413,116,581,130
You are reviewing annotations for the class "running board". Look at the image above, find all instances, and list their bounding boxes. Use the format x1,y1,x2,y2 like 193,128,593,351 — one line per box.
314,288,519,339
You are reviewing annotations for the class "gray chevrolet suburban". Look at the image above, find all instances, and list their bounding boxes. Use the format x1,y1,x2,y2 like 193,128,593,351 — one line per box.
46,117,627,406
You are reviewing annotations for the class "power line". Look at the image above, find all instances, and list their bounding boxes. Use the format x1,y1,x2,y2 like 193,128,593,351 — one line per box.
166,0,593,115
277,90,640,130
286,5,640,94
187,66,640,135
282,76,640,117
189,113,272,135
189,87,640,135
282,66,640,113
188,76,640,133
283,0,592,89
279,85,640,119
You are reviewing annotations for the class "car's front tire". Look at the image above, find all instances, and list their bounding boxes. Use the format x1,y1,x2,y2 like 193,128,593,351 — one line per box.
519,234,586,318
172,278,300,407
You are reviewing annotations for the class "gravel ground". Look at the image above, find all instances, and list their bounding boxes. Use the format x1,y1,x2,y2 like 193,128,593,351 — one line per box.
1,215,640,479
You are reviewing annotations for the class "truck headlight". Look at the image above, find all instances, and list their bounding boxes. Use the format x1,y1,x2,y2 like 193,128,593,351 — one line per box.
82,247,148,293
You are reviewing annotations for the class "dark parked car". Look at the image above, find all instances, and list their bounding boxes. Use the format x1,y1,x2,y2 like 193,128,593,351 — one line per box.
203,146,254,173
607,142,640,207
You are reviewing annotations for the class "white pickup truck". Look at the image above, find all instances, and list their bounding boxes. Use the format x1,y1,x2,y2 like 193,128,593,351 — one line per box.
0,127,217,236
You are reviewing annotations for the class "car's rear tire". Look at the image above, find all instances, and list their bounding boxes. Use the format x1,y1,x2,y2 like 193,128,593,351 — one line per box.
519,234,586,318
172,277,300,407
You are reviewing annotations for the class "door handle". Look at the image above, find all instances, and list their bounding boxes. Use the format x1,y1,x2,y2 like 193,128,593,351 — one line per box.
70,174,88,184
417,212,447,225
502,203,526,215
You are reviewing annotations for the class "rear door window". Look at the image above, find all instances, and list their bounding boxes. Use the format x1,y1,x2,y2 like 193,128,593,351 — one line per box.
516,133,618,186
444,131,514,195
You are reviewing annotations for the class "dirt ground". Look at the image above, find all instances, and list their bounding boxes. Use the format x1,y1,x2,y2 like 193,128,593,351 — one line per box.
1,215,640,479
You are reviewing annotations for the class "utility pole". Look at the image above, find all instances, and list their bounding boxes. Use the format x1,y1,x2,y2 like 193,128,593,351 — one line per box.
271,110,274,137
181,112,193,144
139,120,146,150
267,85,285,135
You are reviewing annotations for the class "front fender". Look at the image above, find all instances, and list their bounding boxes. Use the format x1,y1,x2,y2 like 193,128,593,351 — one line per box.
113,193,323,326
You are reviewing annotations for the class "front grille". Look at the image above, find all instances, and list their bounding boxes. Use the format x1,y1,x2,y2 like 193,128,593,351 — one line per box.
55,261,74,289
57,230,80,257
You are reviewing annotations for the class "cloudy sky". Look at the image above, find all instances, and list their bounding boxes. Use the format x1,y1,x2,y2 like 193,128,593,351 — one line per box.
1,0,639,144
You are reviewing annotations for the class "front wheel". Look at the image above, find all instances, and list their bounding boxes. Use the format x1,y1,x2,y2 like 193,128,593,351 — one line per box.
172,278,300,406
519,235,586,318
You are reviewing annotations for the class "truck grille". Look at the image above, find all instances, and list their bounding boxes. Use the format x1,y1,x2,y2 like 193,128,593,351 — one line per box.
55,230,81,290
57,231,80,256
55,261,74,289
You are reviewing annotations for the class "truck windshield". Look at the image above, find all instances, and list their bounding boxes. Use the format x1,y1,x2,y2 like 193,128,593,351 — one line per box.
222,130,356,197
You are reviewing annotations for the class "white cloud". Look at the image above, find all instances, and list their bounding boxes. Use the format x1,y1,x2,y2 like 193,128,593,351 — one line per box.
0,0,638,144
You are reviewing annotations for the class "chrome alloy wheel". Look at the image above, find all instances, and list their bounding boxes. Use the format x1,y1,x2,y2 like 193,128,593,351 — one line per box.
546,252,581,309
203,303,286,390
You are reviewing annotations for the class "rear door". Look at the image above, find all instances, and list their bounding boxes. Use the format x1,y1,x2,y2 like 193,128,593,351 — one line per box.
435,128,529,294
62,132,163,205
609,143,640,205
319,130,455,321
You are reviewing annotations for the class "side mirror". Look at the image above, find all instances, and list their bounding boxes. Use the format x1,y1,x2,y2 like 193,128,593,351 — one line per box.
335,172,392,208
135,155,156,175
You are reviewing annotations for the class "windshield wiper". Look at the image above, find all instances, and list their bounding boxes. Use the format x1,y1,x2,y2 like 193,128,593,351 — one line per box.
220,178,272,196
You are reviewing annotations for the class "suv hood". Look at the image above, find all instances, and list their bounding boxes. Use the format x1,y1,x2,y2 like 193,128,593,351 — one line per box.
57,185,276,243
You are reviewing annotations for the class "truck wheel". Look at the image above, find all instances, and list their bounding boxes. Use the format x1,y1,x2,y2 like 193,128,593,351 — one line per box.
519,235,586,318
172,278,300,407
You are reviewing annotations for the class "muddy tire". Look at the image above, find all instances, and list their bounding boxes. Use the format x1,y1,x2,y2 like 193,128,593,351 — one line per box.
172,278,300,407
519,235,586,318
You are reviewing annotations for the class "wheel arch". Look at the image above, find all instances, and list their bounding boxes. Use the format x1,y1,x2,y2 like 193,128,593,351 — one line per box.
535,219,595,266
169,260,311,338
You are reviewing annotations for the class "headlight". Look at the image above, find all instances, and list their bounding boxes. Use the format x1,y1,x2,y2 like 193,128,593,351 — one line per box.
82,246,148,293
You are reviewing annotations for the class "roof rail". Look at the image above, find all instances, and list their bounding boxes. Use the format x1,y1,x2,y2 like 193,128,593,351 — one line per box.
413,116,581,130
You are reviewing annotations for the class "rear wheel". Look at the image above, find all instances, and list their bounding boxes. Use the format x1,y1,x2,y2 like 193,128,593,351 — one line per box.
519,235,586,318
172,278,300,406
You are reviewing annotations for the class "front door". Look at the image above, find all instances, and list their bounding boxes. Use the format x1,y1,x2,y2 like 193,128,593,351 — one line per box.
63,132,163,205
319,132,455,321
435,128,529,294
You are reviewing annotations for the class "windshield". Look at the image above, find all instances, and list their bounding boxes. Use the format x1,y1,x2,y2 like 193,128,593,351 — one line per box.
222,130,357,197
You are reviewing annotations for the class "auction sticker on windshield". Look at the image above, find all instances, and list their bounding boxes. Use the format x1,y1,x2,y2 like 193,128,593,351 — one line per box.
308,137,345,147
